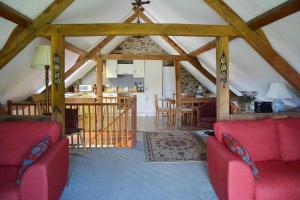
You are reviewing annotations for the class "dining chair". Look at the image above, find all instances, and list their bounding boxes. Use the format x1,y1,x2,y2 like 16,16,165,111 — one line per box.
31,93,51,115
155,95,174,124
181,100,194,126
65,108,86,150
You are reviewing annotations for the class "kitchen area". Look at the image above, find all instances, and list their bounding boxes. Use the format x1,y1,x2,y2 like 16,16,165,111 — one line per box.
67,59,170,116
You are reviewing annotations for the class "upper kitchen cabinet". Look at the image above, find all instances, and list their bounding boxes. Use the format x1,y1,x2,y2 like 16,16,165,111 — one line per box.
133,60,145,78
117,60,134,75
106,60,118,78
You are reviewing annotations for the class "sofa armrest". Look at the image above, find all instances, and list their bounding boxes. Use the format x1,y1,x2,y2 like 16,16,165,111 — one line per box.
207,137,255,200
20,137,69,200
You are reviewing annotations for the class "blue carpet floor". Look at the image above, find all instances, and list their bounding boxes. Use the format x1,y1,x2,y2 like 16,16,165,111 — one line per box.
61,133,218,200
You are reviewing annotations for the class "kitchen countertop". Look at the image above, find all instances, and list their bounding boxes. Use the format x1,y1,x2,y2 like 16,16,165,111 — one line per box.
103,91,144,93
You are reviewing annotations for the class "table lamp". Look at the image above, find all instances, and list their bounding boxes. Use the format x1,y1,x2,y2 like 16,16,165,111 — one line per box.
31,45,51,113
266,82,292,113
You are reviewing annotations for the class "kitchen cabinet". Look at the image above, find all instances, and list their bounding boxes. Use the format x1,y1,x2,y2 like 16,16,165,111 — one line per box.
132,93,146,116
106,60,118,78
117,64,134,75
133,60,145,78
145,60,163,116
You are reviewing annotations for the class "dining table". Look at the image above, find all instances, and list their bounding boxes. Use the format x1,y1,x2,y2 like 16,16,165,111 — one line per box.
159,96,216,125
160,96,216,107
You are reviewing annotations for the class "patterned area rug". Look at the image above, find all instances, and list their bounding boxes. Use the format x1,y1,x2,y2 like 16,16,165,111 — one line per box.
143,132,206,162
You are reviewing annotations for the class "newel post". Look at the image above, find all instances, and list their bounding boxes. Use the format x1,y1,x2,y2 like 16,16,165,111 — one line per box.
51,35,66,136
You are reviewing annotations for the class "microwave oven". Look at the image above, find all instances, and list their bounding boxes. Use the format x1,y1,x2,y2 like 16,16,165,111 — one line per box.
79,85,93,92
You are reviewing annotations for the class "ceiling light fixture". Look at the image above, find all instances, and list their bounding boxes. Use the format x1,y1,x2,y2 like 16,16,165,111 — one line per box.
132,0,150,8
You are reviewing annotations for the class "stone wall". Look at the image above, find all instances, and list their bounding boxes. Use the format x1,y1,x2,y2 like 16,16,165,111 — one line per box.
181,66,204,95
113,36,166,54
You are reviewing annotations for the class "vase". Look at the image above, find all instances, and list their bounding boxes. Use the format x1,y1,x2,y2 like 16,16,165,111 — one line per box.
245,101,254,113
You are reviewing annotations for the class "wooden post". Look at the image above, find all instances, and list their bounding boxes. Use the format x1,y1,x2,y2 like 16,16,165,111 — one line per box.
130,95,137,147
96,57,103,99
175,60,182,129
216,36,229,120
96,57,103,130
51,35,65,136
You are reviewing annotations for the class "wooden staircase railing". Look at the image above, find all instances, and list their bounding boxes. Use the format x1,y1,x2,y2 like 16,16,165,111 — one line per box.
6,96,137,148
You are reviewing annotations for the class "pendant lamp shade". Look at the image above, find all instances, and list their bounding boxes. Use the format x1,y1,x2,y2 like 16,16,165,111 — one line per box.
31,45,51,69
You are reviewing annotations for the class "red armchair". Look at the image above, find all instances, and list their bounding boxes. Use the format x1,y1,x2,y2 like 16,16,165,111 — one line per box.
208,117,300,200
0,121,69,200
196,101,216,129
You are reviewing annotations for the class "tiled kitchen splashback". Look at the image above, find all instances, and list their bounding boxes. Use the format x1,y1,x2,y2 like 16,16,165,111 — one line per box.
106,75,144,88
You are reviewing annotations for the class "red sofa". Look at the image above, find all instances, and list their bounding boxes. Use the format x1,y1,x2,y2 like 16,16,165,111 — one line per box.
208,117,300,200
0,121,69,200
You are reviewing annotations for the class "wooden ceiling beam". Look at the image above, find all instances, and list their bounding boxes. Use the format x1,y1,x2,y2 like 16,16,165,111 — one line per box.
64,11,139,79
0,2,32,26
204,0,300,92
0,0,74,70
248,0,300,30
137,11,216,82
100,53,184,61
190,0,300,56
44,37,88,56
136,10,242,96
36,23,240,37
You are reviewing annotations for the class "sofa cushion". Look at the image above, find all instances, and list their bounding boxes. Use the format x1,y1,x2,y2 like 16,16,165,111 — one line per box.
223,134,259,179
0,166,20,200
0,121,60,165
214,119,280,161
16,136,49,185
255,161,300,200
276,117,300,162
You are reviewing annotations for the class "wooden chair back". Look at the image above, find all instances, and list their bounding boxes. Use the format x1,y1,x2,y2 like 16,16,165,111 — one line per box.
31,94,50,115
154,94,159,110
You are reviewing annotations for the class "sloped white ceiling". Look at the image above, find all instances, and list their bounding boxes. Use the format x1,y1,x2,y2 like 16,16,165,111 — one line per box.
0,0,54,20
223,0,287,22
0,38,49,104
54,0,134,52
0,17,17,50
263,12,300,73
0,0,299,106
